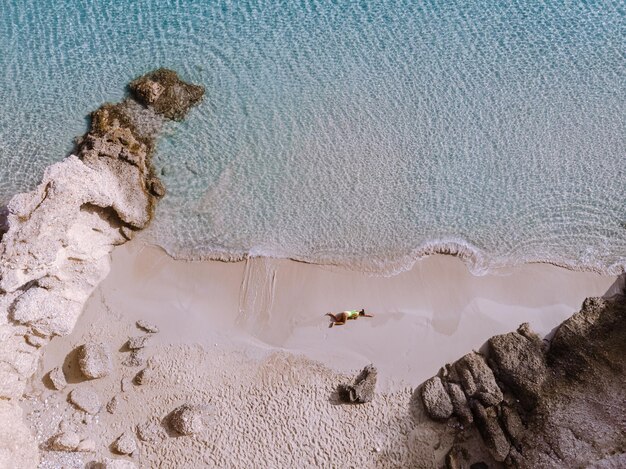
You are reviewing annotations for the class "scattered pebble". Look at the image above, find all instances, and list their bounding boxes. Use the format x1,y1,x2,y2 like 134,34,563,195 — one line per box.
48,367,67,391
122,349,145,367
127,335,149,350
112,432,137,455
50,431,80,451
78,343,112,379
136,320,159,334
25,333,47,348
121,378,133,393
69,387,101,414
107,395,119,414
168,404,204,436
76,438,96,452
134,367,153,385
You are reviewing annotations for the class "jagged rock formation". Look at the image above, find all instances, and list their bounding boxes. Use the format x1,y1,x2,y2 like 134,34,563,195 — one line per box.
0,68,203,468
337,364,378,404
419,294,626,468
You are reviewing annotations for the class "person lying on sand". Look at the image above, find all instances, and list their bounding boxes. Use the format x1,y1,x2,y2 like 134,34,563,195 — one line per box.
326,309,373,327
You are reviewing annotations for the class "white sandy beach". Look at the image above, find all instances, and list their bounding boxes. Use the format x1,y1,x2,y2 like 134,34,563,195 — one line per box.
22,240,619,468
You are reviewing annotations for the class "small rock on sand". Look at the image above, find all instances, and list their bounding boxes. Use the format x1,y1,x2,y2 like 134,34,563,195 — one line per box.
50,431,80,451
134,368,153,385
112,432,137,455
76,438,96,452
136,419,167,443
78,343,112,379
136,320,159,334
122,349,145,368
48,367,67,391
102,458,137,469
168,404,204,435
127,335,149,350
121,377,133,392
69,387,101,414
107,395,119,414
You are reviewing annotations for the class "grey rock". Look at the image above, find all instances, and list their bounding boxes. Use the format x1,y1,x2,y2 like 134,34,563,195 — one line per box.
421,376,454,420
122,349,145,367
455,352,502,407
50,431,80,451
136,419,167,443
136,320,159,333
69,387,101,414
48,367,67,391
500,404,525,449
488,324,547,409
121,377,132,392
78,343,112,379
470,400,510,462
447,382,473,426
127,335,149,350
112,432,137,455
168,404,204,435
337,364,377,404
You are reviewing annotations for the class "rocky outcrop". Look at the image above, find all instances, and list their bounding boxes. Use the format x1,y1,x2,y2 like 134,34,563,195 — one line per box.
419,294,626,468
0,69,203,468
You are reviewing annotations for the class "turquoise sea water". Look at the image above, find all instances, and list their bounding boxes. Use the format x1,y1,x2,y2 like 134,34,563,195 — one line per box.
0,1,624,274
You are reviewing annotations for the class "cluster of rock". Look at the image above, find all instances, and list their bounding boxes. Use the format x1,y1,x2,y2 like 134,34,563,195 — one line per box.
0,69,203,468
39,320,206,467
419,294,626,468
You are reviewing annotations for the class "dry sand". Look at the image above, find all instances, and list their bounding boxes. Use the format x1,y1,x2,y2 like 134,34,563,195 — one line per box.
22,240,619,468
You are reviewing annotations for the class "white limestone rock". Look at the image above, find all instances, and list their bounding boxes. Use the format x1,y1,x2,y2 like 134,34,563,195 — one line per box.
50,431,80,451
78,342,112,379
48,367,67,391
69,387,101,414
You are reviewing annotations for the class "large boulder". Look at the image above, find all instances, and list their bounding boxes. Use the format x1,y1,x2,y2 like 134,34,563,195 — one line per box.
454,352,502,407
421,376,454,420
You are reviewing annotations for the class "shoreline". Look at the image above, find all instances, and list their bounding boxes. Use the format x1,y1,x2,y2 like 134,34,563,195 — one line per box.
22,238,620,467
49,239,619,390
140,233,626,278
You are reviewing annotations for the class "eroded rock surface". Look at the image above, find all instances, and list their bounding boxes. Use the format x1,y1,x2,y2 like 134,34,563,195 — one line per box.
419,295,626,468
0,69,203,467
337,364,378,404
78,342,112,379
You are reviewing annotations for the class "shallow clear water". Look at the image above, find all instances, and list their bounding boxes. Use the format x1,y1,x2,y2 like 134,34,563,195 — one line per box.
0,1,624,274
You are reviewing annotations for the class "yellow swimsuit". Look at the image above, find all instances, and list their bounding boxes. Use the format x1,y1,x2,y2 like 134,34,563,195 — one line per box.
343,310,360,319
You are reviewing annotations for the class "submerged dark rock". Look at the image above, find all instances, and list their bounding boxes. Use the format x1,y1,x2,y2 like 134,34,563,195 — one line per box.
337,364,377,404
418,292,626,468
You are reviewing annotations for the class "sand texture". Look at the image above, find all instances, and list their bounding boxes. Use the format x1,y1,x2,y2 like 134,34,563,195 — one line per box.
20,241,621,468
